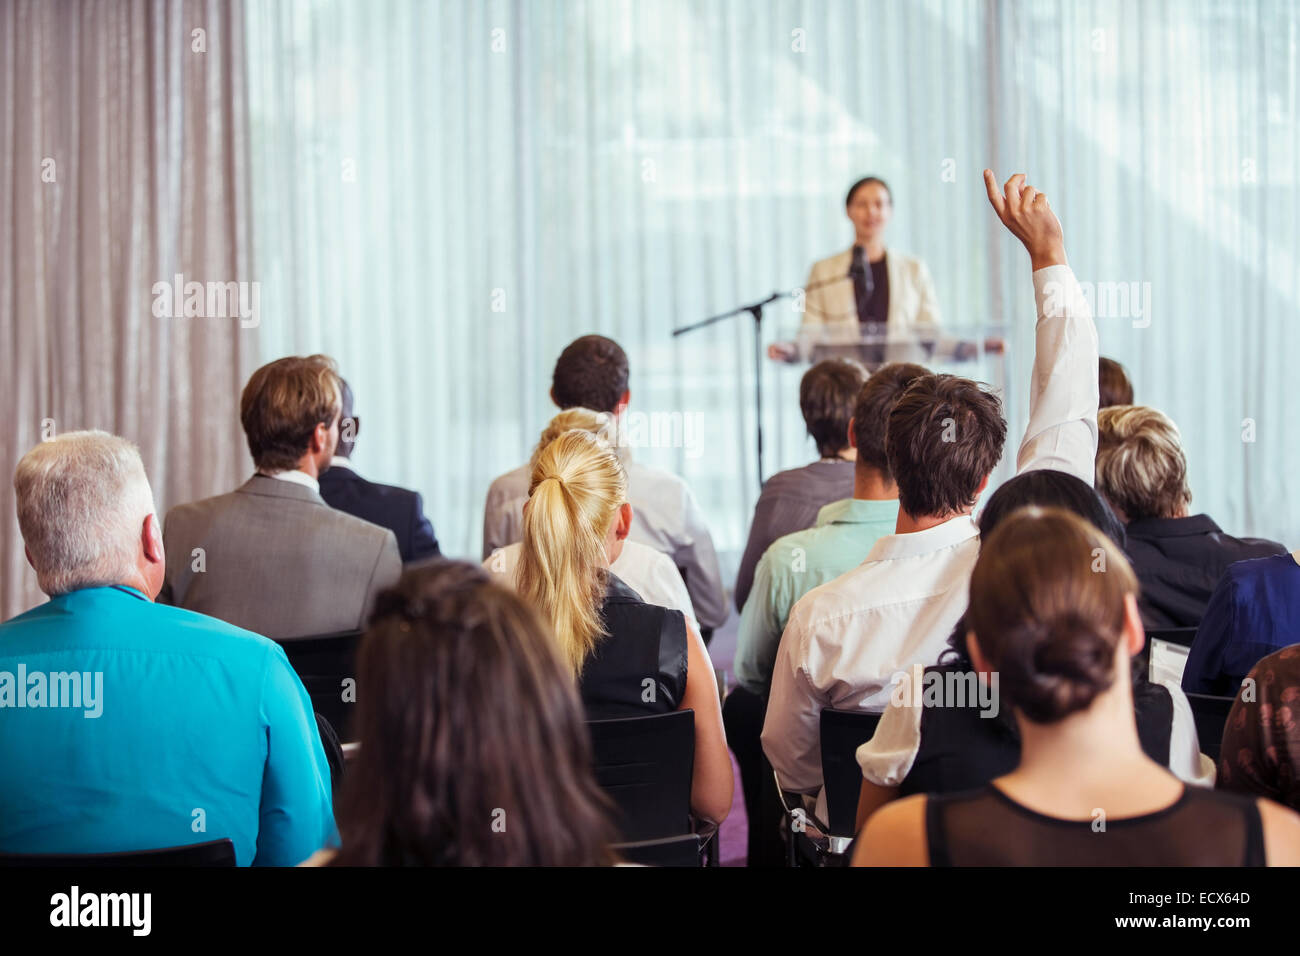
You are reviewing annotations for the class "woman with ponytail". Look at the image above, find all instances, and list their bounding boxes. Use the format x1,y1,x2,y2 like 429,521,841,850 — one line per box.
854,507,1300,866
517,429,733,825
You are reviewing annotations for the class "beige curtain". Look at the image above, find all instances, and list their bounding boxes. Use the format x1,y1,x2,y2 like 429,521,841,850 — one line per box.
0,0,256,618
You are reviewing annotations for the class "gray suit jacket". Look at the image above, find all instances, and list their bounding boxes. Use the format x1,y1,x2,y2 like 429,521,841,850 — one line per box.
160,475,403,639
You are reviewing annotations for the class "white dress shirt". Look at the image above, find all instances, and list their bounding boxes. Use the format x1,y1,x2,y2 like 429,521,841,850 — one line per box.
481,454,727,630
257,468,321,494
762,264,1099,810
483,540,699,635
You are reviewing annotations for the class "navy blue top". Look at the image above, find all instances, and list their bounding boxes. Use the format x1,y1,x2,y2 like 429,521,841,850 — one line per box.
0,586,336,865
1183,553,1300,696
319,462,440,563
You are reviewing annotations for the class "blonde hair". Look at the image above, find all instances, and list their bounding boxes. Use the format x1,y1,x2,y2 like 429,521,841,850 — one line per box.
527,408,618,473
14,431,157,596
1095,405,1192,521
516,429,628,677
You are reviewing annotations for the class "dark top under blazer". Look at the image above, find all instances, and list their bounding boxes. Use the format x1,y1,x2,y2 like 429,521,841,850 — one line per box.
580,574,690,721
1124,514,1284,629
319,463,440,564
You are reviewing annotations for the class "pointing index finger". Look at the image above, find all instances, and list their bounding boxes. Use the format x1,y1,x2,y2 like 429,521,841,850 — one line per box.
983,169,1006,217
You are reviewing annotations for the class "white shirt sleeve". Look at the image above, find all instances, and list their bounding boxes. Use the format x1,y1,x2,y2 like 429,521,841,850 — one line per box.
761,599,826,795
855,696,924,787
1016,265,1100,485
673,485,728,631
1162,678,1217,787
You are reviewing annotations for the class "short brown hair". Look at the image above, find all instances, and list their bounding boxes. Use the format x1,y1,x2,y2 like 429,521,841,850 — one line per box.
885,374,1007,518
240,354,342,471
852,362,929,480
552,336,630,414
1099,357,1134,408
967,507,1138,724
800,358,867,458
1095,405,1191,521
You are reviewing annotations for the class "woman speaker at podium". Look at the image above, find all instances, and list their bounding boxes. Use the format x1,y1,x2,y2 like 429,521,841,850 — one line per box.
769,176,946,366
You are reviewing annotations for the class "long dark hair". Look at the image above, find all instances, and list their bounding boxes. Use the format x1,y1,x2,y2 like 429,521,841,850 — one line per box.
330,560,618,866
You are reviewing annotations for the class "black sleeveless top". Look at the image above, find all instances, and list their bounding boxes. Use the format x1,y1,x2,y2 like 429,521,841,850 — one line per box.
926,784,1266,866
900,662,1174,798
579,574,689,721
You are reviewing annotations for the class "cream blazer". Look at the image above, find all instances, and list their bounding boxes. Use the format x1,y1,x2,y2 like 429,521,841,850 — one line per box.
797,247,942,360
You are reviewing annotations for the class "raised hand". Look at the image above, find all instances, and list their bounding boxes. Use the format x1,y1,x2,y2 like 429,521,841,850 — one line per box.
983,169,1067,272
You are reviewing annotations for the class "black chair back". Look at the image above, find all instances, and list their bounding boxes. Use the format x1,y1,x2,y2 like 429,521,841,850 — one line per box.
587,710,695,843
315,712,345,797
0,838,236,867
820,709,882,837
274,630,363,742
613,834,702,867
1146,627,1198,648
1186,692,1235,764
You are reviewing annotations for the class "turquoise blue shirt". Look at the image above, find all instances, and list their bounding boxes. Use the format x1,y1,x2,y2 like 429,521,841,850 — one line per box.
735,497,899,696
0,586,336,865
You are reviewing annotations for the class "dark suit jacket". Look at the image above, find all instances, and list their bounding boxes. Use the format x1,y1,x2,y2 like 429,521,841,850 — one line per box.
1125,514,1285,629
319,462,440,564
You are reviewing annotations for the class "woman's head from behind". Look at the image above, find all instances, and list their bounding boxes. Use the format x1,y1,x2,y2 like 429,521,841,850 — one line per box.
1095,405,1191,523
966,507,1142,725
518,428,630,676
333,559,616,866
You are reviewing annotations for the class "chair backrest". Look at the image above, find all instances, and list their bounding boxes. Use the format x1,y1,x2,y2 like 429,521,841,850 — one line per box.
273,630,363,742
613,834,702,867
587,710,695,842
820,709,883,837
0,838,236,867
1146,627,1198,648
1186,692,1236,764
315,712,345,796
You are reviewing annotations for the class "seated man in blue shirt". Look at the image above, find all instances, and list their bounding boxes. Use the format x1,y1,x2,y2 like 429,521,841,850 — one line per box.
1,431,336,866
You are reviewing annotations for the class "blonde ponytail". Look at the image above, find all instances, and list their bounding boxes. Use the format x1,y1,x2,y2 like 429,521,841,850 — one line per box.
517,429,628,676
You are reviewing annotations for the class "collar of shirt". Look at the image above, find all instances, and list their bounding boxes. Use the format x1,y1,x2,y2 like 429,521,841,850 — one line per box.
1125,514,1222,539
327,455,357,474
256,468,321,494
816,497,900,527
864,513,979,562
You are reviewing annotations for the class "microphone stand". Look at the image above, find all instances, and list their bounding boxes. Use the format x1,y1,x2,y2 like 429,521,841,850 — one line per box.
672,272,850,488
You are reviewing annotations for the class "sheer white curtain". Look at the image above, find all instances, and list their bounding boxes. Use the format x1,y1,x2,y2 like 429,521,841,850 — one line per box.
243,0,1002,567
994,0,1300,543
1,0,257,619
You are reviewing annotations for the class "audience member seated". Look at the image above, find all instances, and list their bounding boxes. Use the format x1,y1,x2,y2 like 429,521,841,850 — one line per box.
0,432,335,866
160,355,402,639
854,508,1300,866
763,170,1099,818
725,362,925,862
1099,355,1134,408
485,408,697,632
1219,644,1300,812
482,334,727,632
319,377,441,563
855,470,1213,834
1095,404,1284,629
732,358,866,611
306,560,618,866
517,428,733,825
1184,552,1300,695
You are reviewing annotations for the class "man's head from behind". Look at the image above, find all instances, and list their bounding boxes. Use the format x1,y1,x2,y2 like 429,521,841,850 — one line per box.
15,431,163,598
886,374,1007,520
800,358,867,459
851,362,930,485
241,354,343,473
550,335,630,415
336,377,358,459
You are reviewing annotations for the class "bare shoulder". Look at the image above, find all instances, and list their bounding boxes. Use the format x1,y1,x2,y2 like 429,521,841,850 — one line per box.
1257,798,1300,866
852,793,929,867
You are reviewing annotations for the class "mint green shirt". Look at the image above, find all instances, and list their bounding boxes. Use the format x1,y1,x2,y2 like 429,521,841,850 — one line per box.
734,497,899,696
